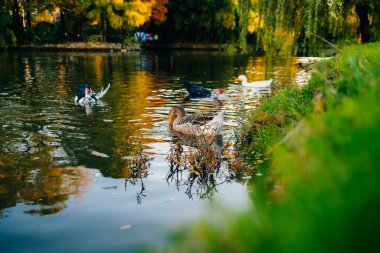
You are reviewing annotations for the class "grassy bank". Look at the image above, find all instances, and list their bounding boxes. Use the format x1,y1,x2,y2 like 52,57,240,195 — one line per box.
161,42,380,252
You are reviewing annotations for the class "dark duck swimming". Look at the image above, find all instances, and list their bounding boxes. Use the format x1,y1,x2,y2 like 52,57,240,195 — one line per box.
183,80,223,99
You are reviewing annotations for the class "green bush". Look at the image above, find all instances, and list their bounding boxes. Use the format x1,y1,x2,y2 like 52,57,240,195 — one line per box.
34,22,58,43
86,35,100,42
84,26,101,36
0,11,16,46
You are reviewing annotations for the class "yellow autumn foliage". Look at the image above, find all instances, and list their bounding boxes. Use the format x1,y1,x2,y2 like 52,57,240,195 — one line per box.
347,7,359,26
32,10,54,24
108,5,125,28
124,0,154,27
263,26,296,57
247,10,263,33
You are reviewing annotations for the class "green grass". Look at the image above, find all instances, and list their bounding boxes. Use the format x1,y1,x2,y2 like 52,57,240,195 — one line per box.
161,42,380,253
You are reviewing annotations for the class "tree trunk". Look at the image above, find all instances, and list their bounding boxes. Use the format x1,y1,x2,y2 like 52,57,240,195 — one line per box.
355,3,371,43
101,11,106,42
11,0,23,40
25,0,31,27
26,11,31,27
61,9,67,39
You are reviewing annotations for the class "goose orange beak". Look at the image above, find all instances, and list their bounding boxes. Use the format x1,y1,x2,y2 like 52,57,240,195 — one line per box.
169,119,173,125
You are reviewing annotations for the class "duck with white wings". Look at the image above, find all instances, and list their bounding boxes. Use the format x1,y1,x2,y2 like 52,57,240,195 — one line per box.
169,106,224,136
237,75,273,88
75,83,111,106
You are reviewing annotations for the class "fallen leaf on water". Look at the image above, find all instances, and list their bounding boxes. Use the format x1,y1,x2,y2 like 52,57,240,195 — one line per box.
102,186,118,190
90,150,109,158
120,224,132,230
165,197,175,203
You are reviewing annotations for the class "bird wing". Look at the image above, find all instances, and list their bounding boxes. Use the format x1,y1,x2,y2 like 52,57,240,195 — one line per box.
95,83,111,100
177,112,215,126
245,79,272,87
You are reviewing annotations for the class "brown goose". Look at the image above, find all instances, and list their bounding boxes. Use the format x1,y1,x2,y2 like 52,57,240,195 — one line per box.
168,106,224,136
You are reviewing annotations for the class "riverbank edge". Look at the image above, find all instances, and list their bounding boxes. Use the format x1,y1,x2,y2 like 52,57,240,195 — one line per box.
0,42,140,52
1,42,337,57
0,42,227,52
160,42,380,252
142,42,224,51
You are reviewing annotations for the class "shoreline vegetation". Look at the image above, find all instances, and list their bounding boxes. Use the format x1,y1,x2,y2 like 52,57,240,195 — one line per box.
1,42,338,57
161,42,380,252
2,42,138,52
1,1,378,56
0,42,223,52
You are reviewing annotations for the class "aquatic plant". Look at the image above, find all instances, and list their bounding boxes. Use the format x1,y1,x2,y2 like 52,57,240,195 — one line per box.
115,136,151,204
166,134,251,200
115,136,151,177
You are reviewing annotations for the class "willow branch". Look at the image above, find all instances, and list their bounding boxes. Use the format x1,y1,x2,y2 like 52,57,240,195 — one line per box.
309,32,341,51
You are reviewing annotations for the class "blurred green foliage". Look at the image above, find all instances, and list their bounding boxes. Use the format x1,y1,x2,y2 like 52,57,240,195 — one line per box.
0,11,16,46
163,42,380,253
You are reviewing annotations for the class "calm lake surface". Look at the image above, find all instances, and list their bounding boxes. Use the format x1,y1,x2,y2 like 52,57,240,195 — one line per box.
0,51,313,252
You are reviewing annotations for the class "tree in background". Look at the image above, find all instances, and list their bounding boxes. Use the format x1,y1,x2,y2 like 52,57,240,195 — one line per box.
237,0,250,53
257,0,379,56
150,0,168,26
0,0,378,55
22,0,55,28
214,0,237,42
80,0,118,42
159,0,238,43
123,0,154,28
53,0,81,38
0,1,16,46
78,0,158,42
6,0,23,39
338,0,379,43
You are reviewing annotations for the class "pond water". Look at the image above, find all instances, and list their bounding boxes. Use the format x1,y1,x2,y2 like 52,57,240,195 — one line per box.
0,51,314,253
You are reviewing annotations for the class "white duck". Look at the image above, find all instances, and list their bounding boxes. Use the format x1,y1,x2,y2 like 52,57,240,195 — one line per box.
75,83,111,105
237,75,273,88
169,106,224,136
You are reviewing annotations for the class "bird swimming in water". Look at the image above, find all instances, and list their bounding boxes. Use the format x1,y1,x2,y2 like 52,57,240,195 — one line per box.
183,80,224,99
75,83,110,105
169,106,224,136
237,75,273,88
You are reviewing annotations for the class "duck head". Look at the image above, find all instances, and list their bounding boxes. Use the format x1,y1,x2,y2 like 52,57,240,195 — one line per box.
211,88,224,98
169,106,186,127
85,87,93,97
237,75,247,83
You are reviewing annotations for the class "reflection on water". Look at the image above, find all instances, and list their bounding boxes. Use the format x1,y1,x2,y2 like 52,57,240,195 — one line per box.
0,51,315,251
0,162,92,217
166,134,239,200
125,177,147,205
120,136,150,204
